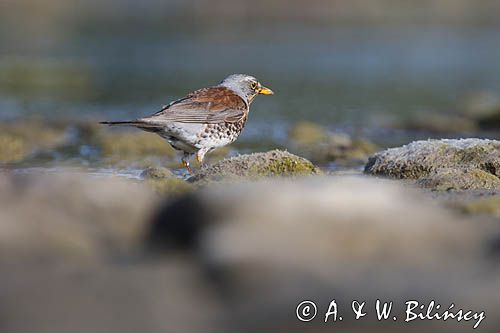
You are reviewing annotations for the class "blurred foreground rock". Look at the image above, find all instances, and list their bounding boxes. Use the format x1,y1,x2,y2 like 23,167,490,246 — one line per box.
1,174,500,332
365,138,500,191
0,172,156,263
148,177,500,332
189,149,320,184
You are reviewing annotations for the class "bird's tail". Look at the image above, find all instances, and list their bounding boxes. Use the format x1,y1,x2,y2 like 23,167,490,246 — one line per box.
99,120,142,126
99,120,162,132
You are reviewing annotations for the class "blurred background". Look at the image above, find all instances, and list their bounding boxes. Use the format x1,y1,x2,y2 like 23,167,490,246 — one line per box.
1,0,500,172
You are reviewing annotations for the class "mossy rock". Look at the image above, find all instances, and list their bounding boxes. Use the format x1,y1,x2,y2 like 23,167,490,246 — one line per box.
189,150,321,184
417,168,500,191
204,145,230,162
139,166,192,195
455,196,500,217
141,166,175,179
321,136,378,164
0,122,66,163
0,134,31,163
288,121,329,145
145,177,193,195
365,139,500,179
288,122,378,165
365,139,500,191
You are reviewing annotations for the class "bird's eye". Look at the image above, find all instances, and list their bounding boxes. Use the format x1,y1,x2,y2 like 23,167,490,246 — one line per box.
250,82,258,90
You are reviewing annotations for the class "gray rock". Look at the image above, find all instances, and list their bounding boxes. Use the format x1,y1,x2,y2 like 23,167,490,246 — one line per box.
365,139,500,190
1,259,222,333
0,172,156,264
147,177,500,332
189,149,320,184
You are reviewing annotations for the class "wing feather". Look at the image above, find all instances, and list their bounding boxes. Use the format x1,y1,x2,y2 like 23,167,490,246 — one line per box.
143,87,248,125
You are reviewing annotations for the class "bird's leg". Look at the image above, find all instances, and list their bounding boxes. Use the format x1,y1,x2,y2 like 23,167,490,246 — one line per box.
196,148,209,168
181,153,193,174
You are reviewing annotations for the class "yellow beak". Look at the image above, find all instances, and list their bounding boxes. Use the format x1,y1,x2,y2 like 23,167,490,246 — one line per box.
258,86,274,95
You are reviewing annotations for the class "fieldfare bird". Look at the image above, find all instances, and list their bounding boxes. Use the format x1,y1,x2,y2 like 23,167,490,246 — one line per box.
100,74,273,173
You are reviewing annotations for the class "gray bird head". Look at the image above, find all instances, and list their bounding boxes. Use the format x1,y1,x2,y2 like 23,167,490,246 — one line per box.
219,74,274,104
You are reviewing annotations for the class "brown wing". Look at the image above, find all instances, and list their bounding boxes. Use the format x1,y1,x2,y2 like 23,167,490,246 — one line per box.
142,87,248,124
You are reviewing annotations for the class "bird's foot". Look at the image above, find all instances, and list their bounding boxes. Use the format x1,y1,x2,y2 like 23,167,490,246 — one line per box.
195,150,208,168
182,159,193,174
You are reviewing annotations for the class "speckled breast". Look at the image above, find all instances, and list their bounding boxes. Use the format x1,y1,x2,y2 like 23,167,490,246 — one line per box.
196,116,248,149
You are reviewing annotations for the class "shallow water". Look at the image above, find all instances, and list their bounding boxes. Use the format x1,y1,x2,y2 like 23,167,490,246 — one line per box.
12,167,146,180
